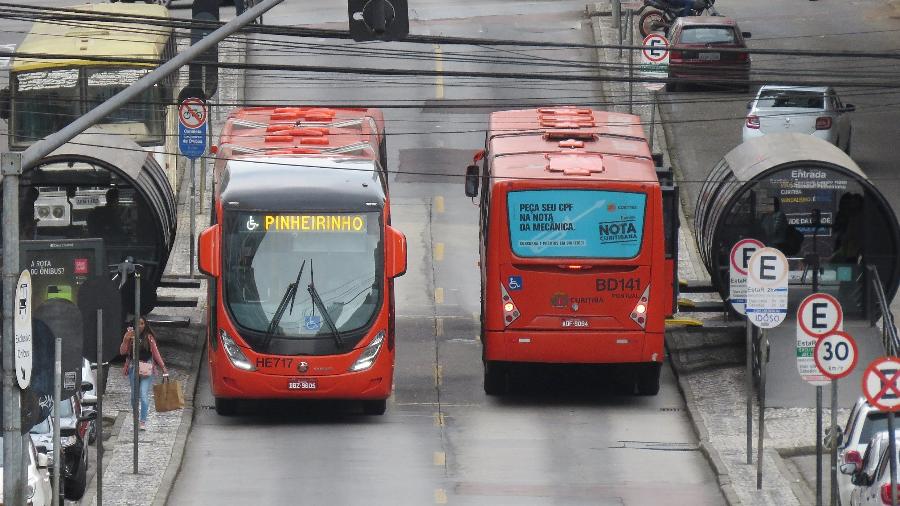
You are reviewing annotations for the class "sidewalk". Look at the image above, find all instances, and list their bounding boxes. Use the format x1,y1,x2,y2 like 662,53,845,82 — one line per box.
586,3,850,504
77,33,247,506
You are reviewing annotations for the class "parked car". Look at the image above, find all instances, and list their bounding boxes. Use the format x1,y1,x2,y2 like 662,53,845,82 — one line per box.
29,396,96,500
743,85,854,151
666,16,751,92
0,435,53,506
835,398,892,505
842,430,900,505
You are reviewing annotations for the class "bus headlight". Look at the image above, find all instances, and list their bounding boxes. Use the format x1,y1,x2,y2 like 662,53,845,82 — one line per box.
349,331,385,372
220,329,256,371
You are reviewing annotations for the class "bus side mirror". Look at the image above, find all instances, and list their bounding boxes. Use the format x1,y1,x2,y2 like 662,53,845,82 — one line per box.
198,224,221,277
0,87,9,120
465,165,480,198
386,225,407,278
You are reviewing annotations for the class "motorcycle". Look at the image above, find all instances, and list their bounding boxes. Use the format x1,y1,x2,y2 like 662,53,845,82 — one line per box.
637,0,719,37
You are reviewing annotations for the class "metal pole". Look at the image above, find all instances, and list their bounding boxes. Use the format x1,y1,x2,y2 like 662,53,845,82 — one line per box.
816,385,823,506
96,309,103,506
648,91,657,151
200,103,211,212
612,0,621,57
18,0,284,171
757,329,767,489
132,273,141,474
889,411,897,506
52,338,61,506
627,9,634,114
746,319,753,465
831,380,838,506
2,152,23,506
190,158,197,278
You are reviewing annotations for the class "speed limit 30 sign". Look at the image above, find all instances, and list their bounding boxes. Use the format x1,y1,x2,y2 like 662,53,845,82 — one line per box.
815,330,858,380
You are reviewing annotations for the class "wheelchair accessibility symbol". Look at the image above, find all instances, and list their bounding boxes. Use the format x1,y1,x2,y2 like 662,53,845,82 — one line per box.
507,276,523,291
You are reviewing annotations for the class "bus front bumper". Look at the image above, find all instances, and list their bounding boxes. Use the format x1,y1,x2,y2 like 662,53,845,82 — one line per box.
483,329,664,364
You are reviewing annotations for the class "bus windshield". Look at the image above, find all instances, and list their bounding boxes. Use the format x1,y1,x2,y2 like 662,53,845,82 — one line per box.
85,67,164,145
507,189,647,259
224,211,383,340
12,69,80,146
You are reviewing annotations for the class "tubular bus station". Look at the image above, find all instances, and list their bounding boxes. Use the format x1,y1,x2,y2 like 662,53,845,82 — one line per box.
198,106,407,416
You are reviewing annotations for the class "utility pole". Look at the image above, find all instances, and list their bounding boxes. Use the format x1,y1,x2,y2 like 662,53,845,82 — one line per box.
2,1,284,501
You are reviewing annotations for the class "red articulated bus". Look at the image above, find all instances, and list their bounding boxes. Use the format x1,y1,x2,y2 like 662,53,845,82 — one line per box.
464,107,678,396
197,106,407,415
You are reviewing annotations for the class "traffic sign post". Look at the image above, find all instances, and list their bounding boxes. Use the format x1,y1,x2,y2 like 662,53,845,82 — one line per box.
797,293,843,506
730,239,764,465
817,329,857,506
863,357,900,506
745,247,789,490
178,92,208,278
639,33,669,92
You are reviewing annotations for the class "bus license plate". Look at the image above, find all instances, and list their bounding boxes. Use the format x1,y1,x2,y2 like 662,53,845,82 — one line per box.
288,378,317,390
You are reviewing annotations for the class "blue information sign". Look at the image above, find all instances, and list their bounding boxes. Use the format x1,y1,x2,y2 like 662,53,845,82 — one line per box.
178,97,208,159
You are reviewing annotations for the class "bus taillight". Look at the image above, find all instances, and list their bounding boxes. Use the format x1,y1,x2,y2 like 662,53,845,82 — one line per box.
630,285,651,329
500,284,520,327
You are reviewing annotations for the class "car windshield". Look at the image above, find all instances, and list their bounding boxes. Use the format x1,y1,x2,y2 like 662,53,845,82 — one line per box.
757,90,825,109
680,26,737,44
224,211,383,339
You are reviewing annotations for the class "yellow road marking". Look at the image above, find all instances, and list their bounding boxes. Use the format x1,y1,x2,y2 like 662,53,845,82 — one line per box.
436,317,444,337
434,412,445,426
435,287,444,304
435,488,448,504
434,195,445,213
434,45,444,100
434,242,445,262
434,451,446,466
434,364,443,387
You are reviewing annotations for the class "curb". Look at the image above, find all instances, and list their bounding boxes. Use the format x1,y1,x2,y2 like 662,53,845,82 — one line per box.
152,323,206,506
587,5,741,504
80,411,128,506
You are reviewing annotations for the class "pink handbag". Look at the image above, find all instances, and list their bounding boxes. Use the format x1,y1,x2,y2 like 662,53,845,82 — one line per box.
138,361,153,377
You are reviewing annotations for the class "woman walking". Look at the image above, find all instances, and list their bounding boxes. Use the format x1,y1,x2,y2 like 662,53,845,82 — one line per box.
120,317,168,430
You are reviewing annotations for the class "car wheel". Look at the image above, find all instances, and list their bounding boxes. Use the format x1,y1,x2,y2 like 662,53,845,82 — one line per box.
483,361,508,396
214,397,238,416
362,399,387,416
636,364,661,396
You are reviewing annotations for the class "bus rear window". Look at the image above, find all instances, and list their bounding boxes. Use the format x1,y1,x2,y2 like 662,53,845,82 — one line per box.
507,189,647,259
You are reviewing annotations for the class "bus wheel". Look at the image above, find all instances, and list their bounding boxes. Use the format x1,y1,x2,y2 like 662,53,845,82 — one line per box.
215,397,238,416
483,361,508,396
636,364,661,396
362,399,387,415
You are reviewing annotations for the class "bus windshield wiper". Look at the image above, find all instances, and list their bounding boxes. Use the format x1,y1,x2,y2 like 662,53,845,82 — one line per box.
307,260,344,348
263,259,306,349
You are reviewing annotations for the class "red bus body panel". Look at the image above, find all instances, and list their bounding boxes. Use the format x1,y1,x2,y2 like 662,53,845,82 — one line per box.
479,108,672,366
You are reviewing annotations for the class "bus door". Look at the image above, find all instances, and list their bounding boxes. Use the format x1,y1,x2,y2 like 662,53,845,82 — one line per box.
500,187,653,334
657,166,679,317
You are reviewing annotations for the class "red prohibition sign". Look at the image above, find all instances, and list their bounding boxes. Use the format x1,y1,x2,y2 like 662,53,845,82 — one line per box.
179,98,207,129
814,330,857,380
729,238,764,276
797,293,843,338
642,34,669,63
862,356,900,412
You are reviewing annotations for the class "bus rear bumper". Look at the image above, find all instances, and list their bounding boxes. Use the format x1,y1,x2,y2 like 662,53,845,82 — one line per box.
483,329,664,364
210,352,394,401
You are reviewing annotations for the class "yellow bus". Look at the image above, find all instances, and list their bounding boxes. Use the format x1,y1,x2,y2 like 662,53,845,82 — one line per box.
4,3,178,177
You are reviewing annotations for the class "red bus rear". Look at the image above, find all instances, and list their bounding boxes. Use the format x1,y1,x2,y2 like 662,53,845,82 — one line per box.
197,106,407,415
464,107,678,396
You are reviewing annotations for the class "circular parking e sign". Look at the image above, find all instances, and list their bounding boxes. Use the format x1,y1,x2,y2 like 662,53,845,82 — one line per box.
746,247,789,328
642,33,669,63
798,293,843,338
814,331,857,380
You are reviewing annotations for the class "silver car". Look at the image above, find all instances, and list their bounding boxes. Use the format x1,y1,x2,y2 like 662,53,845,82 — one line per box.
743,85,854,152
836,398,892,505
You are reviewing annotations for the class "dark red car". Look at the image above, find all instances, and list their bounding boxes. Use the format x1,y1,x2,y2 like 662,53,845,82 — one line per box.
666,16,751,92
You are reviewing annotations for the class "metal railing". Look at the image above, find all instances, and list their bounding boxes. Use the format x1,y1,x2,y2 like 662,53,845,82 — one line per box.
867,265,900,356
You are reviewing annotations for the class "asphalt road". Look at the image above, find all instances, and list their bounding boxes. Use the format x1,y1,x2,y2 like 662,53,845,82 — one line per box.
168,1,724,504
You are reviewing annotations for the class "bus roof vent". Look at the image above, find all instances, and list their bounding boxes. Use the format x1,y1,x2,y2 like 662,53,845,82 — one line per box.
270,108,337,122
538,107,596,129
545,153,604,176
544,130,596,141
